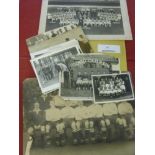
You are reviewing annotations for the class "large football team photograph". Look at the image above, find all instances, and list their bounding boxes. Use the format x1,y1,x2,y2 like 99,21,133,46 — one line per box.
23,79,135,155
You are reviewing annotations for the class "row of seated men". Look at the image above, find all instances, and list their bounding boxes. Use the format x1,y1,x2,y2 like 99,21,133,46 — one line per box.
26,101,135,147
97,77,126,96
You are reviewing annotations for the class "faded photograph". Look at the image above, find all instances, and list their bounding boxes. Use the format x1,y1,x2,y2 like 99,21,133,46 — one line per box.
23,78,135,155
27,26,93,58
92,72,134,103
26,24,77,48
60,54,120,100
31,41,81,93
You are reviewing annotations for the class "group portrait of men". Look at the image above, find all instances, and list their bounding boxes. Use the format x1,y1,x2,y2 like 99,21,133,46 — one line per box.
26,100,135,148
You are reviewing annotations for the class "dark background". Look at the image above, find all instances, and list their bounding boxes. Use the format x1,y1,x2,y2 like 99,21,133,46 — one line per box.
19,0,135,154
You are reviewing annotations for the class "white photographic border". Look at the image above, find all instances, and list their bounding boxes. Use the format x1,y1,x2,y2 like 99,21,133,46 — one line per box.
92,72,135,104
30,39,82,59
39,0,132,40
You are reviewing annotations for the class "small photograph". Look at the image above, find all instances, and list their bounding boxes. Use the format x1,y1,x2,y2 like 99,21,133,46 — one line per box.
23,78,134,155
31,40,81,93
92,72,134,103
60,54,120,100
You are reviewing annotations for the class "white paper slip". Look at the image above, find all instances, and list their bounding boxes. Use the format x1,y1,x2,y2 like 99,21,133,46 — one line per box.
98,44,121,53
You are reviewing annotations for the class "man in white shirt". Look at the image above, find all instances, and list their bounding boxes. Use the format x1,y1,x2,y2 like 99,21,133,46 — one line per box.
71,102,86,144
45,100,62,145
102,103,119,142
87,104,106,143
117,102,135,140
61,102,75,128
55,119,66,146
45,101,61,123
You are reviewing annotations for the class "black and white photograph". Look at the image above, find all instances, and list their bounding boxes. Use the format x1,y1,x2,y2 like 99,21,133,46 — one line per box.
60,54,120,100
26,24,77,57
92,72,134,103
39,0,132,40
23,78,134,155
27,26,92,59
31,40,81,93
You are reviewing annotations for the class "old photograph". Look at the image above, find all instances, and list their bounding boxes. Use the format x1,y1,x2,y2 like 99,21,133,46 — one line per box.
92,72,134,103
27,25,93,58
60,54,120,100
39,0,132,40
26,24,77,54
31,40,81,93
23,78,134,155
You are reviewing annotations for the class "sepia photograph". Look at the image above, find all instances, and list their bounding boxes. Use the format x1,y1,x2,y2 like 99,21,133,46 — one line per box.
26,24,77,55
31,40,81,93
39,0,132,40
23,78,134,155
92,72,134,103
27,25,93,58
60,54,120,100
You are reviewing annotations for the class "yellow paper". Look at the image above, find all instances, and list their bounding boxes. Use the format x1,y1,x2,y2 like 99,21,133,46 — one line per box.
89,40,127,72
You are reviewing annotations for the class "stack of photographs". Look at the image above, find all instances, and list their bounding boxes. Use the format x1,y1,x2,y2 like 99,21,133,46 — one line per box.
30,39,83,93
23,78,135,155
26,25,94,94
60,54,121,100
24,0,135,154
